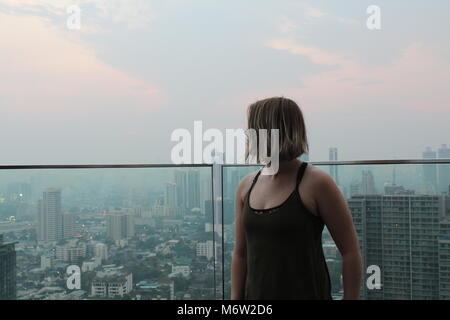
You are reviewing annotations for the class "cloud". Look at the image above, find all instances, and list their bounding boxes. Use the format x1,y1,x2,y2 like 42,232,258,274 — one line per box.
266,38,350,66
0,12,166,117
299,2,360,25
1,0,156,31
302,3,326,19
278,16,298,34
265,38,450,112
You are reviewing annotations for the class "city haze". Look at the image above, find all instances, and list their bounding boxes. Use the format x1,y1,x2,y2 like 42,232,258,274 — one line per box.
1,0,449,164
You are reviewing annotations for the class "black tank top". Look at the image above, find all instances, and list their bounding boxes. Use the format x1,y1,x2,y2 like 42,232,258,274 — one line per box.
242,161,332,300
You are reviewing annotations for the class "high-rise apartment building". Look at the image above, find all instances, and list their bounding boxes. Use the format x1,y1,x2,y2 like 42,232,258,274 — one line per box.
173,169,200,210
174,169,188,209
107,212,135,241
196,240,214,260
329,147,339,186
349,192,450,299
37,189,62,242
423,146,438,194
0,234,16,300
164,182,177,207
55,241,87,262
437,144,450,195
438,219,450,299
37,189,75,242
200,178,211,215
62,213,76,239
187,169,200,209
361,170,377,195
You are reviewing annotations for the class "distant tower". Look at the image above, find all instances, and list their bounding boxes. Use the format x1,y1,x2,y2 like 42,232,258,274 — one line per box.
437,144,450,195
187,169,200,209
329,147,339,185
106,212,134,241
350,181,361,197
174,169,188,209
200,178,211,215
422,146,438,195
164,182,177,207
361,170,377,195
62,213,76,239
0,235,16,300
225,168,240,200
37,189,63,242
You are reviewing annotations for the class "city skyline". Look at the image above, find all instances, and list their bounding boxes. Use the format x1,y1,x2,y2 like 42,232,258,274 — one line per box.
2,161,449,299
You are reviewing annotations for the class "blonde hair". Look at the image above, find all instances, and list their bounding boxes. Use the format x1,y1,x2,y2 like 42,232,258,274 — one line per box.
245,96,309,163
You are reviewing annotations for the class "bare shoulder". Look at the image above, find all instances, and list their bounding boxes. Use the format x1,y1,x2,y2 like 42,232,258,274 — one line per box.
304,163,336,189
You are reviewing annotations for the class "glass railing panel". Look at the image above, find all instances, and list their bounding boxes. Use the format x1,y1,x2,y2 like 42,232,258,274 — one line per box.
0,165,216,300
221,165,261,300
222,161,450,300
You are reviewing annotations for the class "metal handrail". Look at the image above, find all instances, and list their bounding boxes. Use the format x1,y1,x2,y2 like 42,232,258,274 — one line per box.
224,159,450,166
0,164,212,169
1,158,450,169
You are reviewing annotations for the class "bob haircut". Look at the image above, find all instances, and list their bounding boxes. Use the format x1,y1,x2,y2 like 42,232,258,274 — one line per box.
245,96,309,163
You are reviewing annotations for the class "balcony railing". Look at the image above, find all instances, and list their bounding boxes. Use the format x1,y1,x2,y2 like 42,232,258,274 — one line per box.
0,159,449,300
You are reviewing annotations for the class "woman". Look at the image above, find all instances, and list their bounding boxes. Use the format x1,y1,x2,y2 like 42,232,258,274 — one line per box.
231,97,362,300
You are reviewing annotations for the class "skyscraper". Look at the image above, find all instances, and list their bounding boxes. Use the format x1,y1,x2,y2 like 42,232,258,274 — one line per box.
164,182,177,207
62,213,76,239
422,146,438,195
200,178,211,215
349,192,450,299
361,170,377,195
0,234,16,300
438,219,450,299
225,168,240,200
173,169,201,210
37,189,62,242
329,147,339,186
187,169,200,209
174,169,188,209
437,144,450,195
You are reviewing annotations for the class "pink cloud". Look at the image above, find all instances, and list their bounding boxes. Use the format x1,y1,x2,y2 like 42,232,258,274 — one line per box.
0,13,166,117
265,38,450,112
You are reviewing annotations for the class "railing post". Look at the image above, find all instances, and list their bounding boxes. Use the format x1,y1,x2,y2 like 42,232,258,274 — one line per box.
212,163,224,299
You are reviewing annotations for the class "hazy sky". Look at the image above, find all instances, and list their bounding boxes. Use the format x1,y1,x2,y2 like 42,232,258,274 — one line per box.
1,0,449,164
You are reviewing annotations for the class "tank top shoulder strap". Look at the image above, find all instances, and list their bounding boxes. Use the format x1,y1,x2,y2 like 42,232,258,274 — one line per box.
246,167,262,195
250,167,263,188
295,161,308,188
